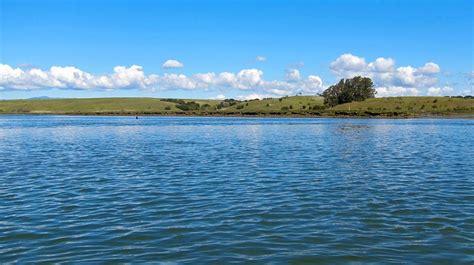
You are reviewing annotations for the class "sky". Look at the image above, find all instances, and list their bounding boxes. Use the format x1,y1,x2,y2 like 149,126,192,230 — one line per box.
0,0,473,99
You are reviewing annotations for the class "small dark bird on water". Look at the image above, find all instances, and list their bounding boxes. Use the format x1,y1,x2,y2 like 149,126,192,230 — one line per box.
136,116,138,119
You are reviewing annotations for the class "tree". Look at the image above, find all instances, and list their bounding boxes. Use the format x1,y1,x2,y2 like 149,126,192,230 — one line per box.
322,76,376,107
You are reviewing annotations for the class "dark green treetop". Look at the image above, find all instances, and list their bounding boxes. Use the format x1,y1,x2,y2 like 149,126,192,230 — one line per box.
322,76,376,107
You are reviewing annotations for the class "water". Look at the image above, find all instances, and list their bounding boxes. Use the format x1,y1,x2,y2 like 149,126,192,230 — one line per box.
0,116,473,264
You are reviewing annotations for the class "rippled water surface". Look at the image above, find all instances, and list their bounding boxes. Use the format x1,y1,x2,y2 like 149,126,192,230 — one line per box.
1,116,473,264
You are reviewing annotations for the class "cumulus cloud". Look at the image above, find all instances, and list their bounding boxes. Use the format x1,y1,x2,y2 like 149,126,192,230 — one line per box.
286,69,301,82
236,69,264,89
419,62,440,74
368,57,395,72
162,59,184,69
330,53,441,96
255,56,267,62
0,64,325,97
330,54,367,76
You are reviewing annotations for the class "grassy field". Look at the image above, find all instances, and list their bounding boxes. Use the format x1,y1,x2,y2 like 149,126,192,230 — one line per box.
222,96,324,114
0,96,473,117
330,97,474,116
0,98,180,114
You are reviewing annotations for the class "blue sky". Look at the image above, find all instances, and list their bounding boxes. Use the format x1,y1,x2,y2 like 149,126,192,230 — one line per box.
0,0,472,99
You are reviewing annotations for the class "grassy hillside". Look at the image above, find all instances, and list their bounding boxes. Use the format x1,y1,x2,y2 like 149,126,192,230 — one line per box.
330,97,474,116
0,98,180,114
223,96,324,114
0,96,472,117
0,96,325,115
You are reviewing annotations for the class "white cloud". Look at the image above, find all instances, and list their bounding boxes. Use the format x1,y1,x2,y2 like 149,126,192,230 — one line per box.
306,75,323,89
162,59,184,69
0,64,325,97
330,54,442,96
427,86,454,96
256,56,267,62
376,86,419,97
395,66,417,86
212,94,226,100
286,69,301,82
0,64,176,91
419,62,440,74
236,93,273,100
368,57,395,72
235,69,263,89
330,53,367,76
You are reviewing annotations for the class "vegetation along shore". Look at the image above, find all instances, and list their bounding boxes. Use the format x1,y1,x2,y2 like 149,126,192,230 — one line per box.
1,96,473,118
1,77,473,118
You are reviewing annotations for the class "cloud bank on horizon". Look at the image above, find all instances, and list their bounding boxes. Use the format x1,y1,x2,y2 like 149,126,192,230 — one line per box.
0,54,471,99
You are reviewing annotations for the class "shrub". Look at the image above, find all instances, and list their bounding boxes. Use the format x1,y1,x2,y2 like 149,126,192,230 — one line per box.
162,98,186,104
216,99,240,109
176,101,200,111
312,105,325,110
200,104,212,111
164,106,171,110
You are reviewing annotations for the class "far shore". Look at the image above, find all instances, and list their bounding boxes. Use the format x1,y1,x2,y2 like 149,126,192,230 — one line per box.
1,112,473,119
0,96,473,119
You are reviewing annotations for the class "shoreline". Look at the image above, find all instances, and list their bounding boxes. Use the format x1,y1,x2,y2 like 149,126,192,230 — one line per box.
1,112,473,119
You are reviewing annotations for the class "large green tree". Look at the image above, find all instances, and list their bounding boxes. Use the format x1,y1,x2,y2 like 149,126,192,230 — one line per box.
322,76,376,107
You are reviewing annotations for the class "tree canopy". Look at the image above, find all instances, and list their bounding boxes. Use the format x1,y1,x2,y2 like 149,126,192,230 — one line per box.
322,76,376,107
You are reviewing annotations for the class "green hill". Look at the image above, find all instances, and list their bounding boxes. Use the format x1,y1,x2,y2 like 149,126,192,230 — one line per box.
222,96,324,114
0,96,472,117
329,97,474,116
